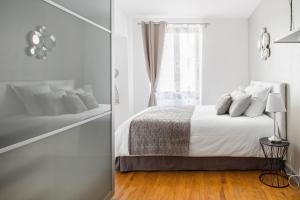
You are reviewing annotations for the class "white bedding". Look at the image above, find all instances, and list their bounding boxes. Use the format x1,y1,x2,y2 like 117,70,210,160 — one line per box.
115,105,273,157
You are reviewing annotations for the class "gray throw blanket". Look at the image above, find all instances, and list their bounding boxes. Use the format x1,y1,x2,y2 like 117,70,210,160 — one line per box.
129,106,195,156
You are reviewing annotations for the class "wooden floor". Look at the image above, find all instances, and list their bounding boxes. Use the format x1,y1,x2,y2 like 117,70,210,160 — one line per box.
113,171,300,200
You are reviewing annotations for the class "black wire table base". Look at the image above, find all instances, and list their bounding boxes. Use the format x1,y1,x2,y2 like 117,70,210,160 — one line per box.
259,170,289,188
259,137,290,188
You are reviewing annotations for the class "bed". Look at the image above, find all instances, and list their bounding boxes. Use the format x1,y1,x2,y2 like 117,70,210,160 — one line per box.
115,81,287,172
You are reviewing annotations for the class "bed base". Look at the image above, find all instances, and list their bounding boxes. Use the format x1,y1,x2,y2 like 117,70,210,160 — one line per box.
116,156,274,172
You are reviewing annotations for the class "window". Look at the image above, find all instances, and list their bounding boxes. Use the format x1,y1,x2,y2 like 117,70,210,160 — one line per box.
157,24,203,106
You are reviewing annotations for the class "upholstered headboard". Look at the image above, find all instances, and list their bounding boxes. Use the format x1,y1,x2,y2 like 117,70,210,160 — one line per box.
0,80,74,118
250,81,287,139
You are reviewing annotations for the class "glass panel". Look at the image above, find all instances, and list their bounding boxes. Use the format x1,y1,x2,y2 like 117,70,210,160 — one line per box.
0,0,111,149
0,114,112,200
50,0,111,30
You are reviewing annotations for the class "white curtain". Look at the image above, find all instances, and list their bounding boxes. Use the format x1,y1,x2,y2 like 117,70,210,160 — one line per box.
156,24,204,106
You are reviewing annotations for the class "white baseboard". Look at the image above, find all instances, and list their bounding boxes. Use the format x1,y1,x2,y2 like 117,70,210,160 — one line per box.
104,191,113,200
285,163,300,184
285,163,298,175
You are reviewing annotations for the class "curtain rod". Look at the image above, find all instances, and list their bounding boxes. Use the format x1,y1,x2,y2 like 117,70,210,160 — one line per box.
137,22,210,25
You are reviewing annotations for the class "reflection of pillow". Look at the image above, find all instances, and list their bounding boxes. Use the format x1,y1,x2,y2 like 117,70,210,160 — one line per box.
62,94,88,114
51,84,93,96
35,91,66,116
229,94,251,117
82,84,94,94
215,93,232,115
50,84,73,92
244,85,271,117
10,84,51,115
65,88,85,95
50,84,84,95
78,92,99,110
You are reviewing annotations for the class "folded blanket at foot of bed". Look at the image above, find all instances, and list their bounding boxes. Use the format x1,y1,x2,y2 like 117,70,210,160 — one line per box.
129,106,195,156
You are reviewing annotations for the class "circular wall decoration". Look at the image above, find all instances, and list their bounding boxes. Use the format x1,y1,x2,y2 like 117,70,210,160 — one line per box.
258,27,271,60
26,26,56,60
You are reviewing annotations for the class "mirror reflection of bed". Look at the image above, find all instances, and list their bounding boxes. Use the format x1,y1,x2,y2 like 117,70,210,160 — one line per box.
0,80,111,149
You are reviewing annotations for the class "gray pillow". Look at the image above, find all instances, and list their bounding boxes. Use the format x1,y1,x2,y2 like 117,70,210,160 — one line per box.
78,92,99,110
229,94,251,117
62,94,88,114
215,94,232,115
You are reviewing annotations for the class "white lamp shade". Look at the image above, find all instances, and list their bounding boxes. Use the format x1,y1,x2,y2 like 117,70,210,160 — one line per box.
266,93,286,112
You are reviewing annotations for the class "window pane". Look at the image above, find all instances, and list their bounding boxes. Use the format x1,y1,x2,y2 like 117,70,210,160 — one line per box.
158,32,175,92
157,24,203,106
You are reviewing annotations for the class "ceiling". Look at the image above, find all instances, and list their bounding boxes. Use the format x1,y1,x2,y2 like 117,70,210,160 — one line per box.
116,0,262,18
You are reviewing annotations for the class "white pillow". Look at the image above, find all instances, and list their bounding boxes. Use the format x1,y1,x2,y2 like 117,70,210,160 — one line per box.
35,91,66,116
244,85,271,117
10,83,51,115
229,93,251,117
78,92,99,110
230,90,246,99
62,94,88,114
244,98,265,117
245,85,271,101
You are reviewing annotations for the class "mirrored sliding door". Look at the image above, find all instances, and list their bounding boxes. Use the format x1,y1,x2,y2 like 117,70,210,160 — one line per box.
0,0,112,199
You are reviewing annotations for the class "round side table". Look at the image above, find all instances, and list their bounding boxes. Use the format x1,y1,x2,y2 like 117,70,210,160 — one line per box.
259,137,290,188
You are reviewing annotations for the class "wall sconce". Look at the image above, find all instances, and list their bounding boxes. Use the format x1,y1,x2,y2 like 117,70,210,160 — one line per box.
257,27,271,60
114,69,120,104
26,26,56,60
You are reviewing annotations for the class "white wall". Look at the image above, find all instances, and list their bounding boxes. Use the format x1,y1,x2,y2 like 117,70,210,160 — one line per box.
114,6,129,37
132,18,150,113
249,0,300,172
113,7,134,128
202,19,249,104
131,18,249,113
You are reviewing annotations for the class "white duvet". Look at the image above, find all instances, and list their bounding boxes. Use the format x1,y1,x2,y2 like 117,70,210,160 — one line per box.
115,105,273,158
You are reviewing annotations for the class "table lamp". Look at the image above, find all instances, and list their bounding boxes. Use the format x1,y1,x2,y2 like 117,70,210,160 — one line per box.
266,93,286,142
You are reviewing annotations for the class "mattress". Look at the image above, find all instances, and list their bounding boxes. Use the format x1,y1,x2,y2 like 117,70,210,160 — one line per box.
115,105,273,158
0,104,111,148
